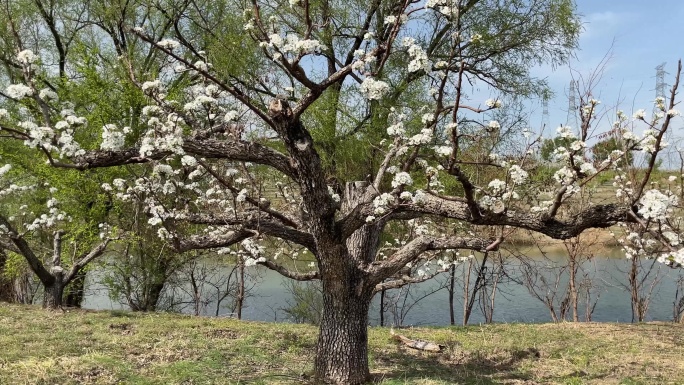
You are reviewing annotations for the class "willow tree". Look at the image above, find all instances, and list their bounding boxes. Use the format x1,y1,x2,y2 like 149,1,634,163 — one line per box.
3,0,684,383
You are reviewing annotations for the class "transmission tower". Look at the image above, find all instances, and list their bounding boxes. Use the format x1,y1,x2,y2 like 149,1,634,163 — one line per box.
541,95,550,130
566,80,579,129
655,62,668,111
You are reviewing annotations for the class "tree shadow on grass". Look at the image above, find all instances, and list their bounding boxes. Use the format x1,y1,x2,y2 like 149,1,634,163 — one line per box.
371,345,543,384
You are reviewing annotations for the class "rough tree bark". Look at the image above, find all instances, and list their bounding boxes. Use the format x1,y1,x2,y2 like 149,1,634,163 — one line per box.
311,181,376,384
43,281,64,309
315,274,373,384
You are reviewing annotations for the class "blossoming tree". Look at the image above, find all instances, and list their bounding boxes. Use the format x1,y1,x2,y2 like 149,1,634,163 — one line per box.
0,163,116,308
2,0,683,383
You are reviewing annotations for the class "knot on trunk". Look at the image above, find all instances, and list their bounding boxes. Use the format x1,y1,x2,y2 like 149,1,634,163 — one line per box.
268,96,293,121
269,97,314,152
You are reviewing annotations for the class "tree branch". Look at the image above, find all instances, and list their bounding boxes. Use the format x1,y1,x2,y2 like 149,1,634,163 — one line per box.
64,238,114,283
0,215,54,286
184,213,317,253
64,139,296,178
257,259,320,281
366,235,496,283
400,194,634,240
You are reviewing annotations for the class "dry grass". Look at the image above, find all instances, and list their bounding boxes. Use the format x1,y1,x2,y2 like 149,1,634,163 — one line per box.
1,303,683,384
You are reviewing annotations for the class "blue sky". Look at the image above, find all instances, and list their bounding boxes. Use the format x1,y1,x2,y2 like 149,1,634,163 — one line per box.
529,0,684,139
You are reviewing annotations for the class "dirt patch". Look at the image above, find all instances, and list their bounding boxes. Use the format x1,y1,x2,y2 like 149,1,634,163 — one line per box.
66,366,118,384
205,328,240,339
126,346,198,368
108,323,135,335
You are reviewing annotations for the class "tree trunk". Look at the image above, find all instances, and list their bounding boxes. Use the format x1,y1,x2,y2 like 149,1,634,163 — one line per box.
379,288,385,327
128,281,164,311
236,260,245,320
64,269,86,308
449,264,456,325
313,181,376,384
462,258,472,326
0,252,13,302
43,281,64,309
569,257,578,322
13,273,34,304
315,285,372,384
629,257,639,323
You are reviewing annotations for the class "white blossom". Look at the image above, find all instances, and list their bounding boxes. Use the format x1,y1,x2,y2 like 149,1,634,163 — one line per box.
434,145,452,157
194,61,209,71
224,110,239,122
384,16,397,24
181,155,197,167
485,99,502,108
16,50,37,64
38,88,58,101
360,77,390,100
157,39,180,50
141,80,163,93
392,172,413,188
101,124,125,151
556,125,576,139
638,189,677,221
6,84,33,99
488,179,506,194
0,164,11,177
488,120,500,131
508,165,528,185
386,122,405,137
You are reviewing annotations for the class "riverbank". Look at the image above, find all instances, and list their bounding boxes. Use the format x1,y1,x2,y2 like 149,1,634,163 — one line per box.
1,303,683,384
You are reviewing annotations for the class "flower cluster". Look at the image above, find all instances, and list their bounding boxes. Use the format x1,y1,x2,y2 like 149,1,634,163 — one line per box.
638,189,677,221
391,172,413,188
267,33,325,56
402,37,430,73
157,39,180,50
485,98,502,108
101,124,125,151
5,84,33,99
360,77,390,100
16,50,38,65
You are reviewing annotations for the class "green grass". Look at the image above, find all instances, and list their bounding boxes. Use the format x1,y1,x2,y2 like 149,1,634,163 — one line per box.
1,303,684,384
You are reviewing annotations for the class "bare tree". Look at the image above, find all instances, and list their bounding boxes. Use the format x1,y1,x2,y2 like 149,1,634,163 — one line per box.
518,231,603,322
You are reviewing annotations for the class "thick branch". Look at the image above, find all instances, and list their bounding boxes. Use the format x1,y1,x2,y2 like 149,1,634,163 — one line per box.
64,238,113,284
65,139,295,178
173,230,253,252
374,269,446,293
367,235,495,283
257,259,320,281
0,216,54,286
184,214,317,253
400,194,634,240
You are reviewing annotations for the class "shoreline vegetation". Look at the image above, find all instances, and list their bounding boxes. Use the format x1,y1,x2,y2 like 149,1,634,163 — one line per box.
506,228,622,248
1,303,683,384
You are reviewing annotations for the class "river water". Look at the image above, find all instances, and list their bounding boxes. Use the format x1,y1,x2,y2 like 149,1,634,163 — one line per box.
81,247,684,326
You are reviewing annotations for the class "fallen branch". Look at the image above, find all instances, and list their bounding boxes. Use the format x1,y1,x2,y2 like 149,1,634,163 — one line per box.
390,328,444,352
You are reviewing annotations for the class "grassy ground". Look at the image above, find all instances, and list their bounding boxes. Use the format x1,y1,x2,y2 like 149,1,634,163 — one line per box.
1,303,684,384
